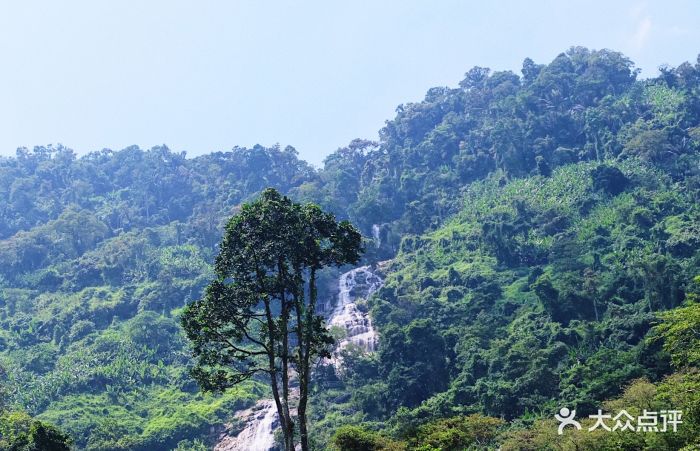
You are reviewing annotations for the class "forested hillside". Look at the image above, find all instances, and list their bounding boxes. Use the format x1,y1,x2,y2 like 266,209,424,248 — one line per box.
1,47,700,449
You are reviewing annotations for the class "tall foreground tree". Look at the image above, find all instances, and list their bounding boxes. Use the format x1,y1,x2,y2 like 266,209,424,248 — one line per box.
181,188,362,451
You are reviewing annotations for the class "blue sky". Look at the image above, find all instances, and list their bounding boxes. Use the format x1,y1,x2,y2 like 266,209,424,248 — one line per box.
1,1,699,166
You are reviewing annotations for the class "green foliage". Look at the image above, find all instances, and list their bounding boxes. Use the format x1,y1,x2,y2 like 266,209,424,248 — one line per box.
330,415,504,451
0,48,699,448
378,319,449,409
410,414,504,450
173,438,208,451
340,156,700,439
499,372,700,450
37,385,261,450
0,411,71,451
590,164,629,195
651,296,700,368
330,425,405,451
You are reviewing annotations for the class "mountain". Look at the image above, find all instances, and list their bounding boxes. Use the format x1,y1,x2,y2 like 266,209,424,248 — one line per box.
1,47,699,449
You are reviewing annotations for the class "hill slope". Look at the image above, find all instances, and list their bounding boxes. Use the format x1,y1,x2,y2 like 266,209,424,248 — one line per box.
0,48,699,449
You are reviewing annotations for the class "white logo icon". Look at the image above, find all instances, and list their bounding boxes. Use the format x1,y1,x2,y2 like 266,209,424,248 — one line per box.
555,407,582,435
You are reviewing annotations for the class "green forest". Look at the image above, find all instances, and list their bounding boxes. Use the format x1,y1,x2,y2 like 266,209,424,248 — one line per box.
1,47,700,450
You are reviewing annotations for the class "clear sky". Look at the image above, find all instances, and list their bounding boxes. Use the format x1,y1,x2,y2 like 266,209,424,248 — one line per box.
1,1,699,166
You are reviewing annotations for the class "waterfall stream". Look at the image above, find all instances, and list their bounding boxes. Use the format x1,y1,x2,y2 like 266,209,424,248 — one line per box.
371,224,381,248
328,265,383,354
219,265,383,450
215,400,278,451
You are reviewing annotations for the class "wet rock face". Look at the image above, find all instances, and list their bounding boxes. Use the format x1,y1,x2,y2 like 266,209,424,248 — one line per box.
328,266,383,354
215,400,279,451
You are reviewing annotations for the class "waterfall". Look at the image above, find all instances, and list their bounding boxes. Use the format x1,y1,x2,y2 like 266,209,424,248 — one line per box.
215,400,279,451
371,224,381,248
328,266,383,354
218,265,383,450
245,402,278,451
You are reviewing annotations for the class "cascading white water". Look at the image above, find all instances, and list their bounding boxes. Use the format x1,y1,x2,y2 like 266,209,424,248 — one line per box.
219,265,383,450
328,266,383,354
371,224,382,248
215,400,279,451
246,402,278,451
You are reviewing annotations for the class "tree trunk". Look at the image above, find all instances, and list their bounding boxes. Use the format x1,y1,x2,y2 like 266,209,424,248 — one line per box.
279,261,295,450
297,268,317,451
293,273,308,451
298,396,309,451
264,297,294,451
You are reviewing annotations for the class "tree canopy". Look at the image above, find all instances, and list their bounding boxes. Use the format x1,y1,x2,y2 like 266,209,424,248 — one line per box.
181,188,362,451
